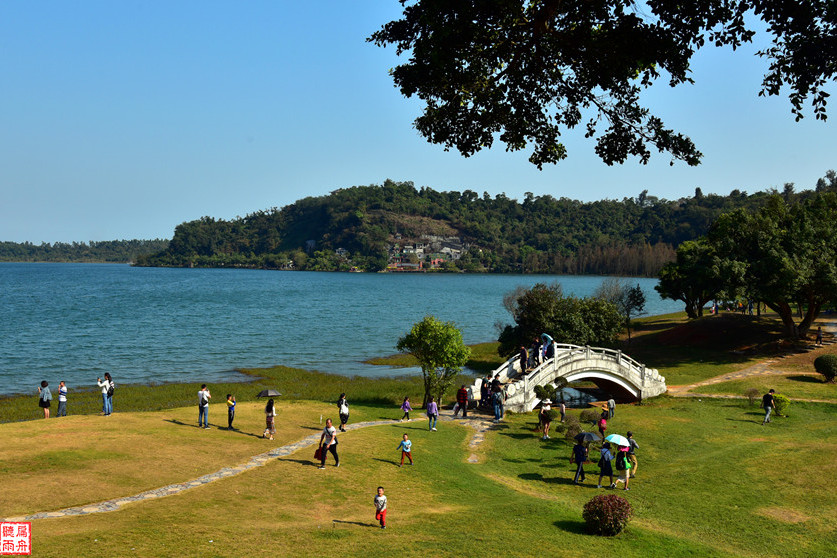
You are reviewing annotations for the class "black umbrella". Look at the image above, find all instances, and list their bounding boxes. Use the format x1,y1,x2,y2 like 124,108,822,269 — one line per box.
574,432,601,443
256,389,282,398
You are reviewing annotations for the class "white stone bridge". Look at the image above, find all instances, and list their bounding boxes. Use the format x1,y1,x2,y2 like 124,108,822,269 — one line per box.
473,344,666,413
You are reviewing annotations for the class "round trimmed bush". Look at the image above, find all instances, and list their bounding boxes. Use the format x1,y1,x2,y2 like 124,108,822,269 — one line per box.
814,354,837,383
773,393,790,416
579,408,600,425
582,494,633,536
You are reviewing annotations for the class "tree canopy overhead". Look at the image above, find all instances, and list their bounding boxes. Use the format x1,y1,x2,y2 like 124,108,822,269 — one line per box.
369,1,836,168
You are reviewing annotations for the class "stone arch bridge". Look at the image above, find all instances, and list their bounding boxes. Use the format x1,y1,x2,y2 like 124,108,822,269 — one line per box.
471,344,666,413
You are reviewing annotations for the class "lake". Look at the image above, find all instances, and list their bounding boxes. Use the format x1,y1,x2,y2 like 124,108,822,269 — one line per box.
0,264,682,396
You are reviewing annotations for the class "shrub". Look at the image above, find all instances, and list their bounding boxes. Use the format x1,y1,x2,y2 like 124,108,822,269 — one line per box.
814,355,837,383
773,393,790,416
563,415,582,440
579,409,600,425
582,494,633,536
744,387,760,406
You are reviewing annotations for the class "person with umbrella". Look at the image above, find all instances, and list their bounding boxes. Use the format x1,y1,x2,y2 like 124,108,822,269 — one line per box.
605,434,632,490
263,398,277,440
337,393,349,432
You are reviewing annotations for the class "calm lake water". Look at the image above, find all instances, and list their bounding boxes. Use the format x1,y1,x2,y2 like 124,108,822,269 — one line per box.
0,264,682,396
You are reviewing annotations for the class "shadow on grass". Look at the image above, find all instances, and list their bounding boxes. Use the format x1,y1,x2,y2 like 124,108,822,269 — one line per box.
163,419,264,438
277,457,319,467
553,519,588,535
332,520,377,528
372,458,398,466
787,375,824,384
503,458,542,464
498,431,534,440
519,472,575,485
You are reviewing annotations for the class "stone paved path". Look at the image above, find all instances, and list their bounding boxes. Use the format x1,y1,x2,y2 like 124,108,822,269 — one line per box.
4,412,496,522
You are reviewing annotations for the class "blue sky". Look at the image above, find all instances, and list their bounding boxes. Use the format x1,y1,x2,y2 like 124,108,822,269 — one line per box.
1,1,835,243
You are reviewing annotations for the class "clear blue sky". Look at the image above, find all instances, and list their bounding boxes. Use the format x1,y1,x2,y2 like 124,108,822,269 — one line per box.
1,1,835,243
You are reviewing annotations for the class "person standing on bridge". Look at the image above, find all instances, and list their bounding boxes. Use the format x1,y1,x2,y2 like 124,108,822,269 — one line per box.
518,345,528,373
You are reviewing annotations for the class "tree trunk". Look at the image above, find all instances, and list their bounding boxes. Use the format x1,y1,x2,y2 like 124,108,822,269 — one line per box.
767,301,798,339
797,301,822,339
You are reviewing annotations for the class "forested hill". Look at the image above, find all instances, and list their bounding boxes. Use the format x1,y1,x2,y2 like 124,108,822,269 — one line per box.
135,175,835,275
0,239,170,263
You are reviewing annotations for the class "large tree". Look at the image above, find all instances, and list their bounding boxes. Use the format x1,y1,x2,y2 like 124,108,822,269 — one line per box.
655,239,732,319
498,283,623,355
370,1,836,167
397,316,471,407
709,193,837,339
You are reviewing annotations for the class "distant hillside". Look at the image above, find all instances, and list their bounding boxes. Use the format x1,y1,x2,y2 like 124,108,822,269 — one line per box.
0,239,170,263
134,177,832,275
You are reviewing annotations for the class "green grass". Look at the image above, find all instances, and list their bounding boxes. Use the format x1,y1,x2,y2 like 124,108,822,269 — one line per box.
16,396,837,557
692,374,837,402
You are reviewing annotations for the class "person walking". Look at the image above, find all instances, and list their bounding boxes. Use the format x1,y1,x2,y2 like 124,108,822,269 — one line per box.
597,442,615,489
318,418,339,468
761,389,776,425
607,398,616,419
37,381,52,419
399,397,412,421
97,373,114,416
597,412,607,441
816,326,823,346
263,398,277,440
559,400,566,423
374,486,387,529
518,345,528,373
57,381,68,417
627,431,639,477
198,384,211,429
614,446,631,490
397,433,413,467
226,394,236,430
337,393,349,432
572,441,588,484
539,399,553,440
492,386,505,423
455,385,469,418
426,396,438,431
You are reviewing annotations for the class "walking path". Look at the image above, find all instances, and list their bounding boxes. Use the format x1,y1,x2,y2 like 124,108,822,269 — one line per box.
3,412,495,522
668,320,837,403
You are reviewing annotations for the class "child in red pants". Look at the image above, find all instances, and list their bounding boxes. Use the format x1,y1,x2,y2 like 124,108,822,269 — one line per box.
397,433,413,466
374,486,387,529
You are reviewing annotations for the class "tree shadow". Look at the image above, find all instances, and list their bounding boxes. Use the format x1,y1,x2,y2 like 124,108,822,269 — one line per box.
553,519,588,535
787,375,823,384
332,520,377,528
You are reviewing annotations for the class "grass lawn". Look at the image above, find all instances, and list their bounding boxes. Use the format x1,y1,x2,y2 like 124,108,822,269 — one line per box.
692,374,837,402
9,395,837,557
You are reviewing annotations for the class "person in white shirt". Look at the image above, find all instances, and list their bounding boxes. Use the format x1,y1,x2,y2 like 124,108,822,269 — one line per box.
198,384,211,429
318,418,339,468
57,381,68,417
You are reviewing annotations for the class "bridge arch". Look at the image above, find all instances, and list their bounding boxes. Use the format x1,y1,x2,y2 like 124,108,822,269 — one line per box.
473,344,666,413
